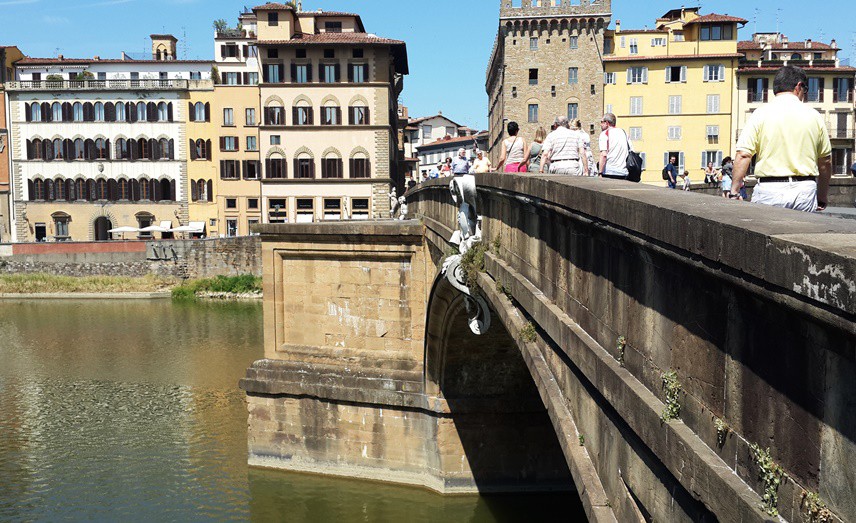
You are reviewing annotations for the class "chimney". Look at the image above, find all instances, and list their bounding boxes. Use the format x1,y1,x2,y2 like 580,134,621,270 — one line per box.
57,54,64,60
93,55,100,60
831,39,837,48
616,20,621,32
806,39,812,48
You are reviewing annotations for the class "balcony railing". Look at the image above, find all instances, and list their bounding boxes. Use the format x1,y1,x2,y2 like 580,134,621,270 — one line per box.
5,79,191,91
829,127,855,139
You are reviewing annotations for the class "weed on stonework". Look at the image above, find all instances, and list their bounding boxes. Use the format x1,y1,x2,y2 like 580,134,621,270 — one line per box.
750,443,785,517
171,274,262,301
459,242,487,290
660,370,681,422
519,322,537,343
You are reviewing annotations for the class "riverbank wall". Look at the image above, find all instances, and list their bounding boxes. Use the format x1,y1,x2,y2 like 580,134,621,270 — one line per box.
0,237,261,279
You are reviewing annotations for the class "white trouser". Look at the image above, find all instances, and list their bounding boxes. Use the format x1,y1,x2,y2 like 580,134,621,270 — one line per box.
751,180,818,212
549,159,582,175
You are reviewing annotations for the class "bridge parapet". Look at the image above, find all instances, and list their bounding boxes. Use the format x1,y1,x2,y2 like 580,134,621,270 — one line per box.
409,174,856,522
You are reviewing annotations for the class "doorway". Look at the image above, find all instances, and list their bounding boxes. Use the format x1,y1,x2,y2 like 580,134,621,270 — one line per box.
94,217,112,241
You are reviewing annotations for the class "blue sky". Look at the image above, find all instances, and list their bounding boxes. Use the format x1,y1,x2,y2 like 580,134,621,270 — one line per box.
3,0,854,129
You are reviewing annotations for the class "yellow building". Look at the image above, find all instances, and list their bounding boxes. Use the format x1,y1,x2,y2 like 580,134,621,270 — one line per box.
187,84,218,236
603,8,746,183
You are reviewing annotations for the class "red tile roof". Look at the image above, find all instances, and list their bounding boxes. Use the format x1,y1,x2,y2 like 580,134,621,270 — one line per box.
253,2,295,11
418,133,488,149
738,40,837,51
615,29,668,34
311,11,359,17
603,53,742,62
684,14,748,25
737,66,856,73
260,32,404,45
149,34,177,40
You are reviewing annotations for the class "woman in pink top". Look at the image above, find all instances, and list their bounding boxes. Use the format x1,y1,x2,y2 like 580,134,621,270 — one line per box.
496,121,530,173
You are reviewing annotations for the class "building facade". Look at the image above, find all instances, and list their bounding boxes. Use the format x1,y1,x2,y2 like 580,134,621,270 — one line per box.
254,2,408,223
415,132,489,175
602,9,745,183
6,36,211,242
735,34,855,176
486,0,611,165
1,46,24,242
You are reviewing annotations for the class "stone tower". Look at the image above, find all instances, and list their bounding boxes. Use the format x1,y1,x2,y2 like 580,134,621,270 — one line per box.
486,0,612,164
150,34,178,61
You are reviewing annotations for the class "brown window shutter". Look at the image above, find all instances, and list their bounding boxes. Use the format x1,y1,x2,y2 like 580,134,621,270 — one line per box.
189,139,196,160
363,64,368,82
42,103,50,122
347,107,353,125
349,158,354,177
147,102,156,122
763,79,769,102
207,180,213,202
62,102,71,121
221,45,226,59
308,107,314,125
220,137,226,151
347,64,353,82
338,158,343,178
168,103,173,122
219,160,226,178
291,64,297,81
292,106,299,125
206,140,212,160
306,64,312,82
191,179,198,201
365,107,370,125
236,160,241,178
292,159,298,178
242,72,249,85
205,102,211,122
319,64,325,82
25,105,32,122
242,160,248,179
819,79,825,102
189,102,195,121
336,107,342,125
334,64,341,82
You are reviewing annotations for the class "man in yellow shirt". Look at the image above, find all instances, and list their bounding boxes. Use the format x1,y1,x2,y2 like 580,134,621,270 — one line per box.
472,150,493,173
732,66,832,212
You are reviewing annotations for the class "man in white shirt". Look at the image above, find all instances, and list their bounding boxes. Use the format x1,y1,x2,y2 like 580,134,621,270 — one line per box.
598,113,630,179
539,116,587,175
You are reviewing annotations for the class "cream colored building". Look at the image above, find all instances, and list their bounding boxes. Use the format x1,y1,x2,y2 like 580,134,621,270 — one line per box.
734,33,855,176
254,2,408,223
7,36,211,242
1,46,25,242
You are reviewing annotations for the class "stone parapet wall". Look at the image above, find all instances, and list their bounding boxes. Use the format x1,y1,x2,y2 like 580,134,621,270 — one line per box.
0,236,261,278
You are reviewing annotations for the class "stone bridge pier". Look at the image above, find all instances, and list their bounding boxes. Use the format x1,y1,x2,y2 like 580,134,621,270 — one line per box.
242,174,856,522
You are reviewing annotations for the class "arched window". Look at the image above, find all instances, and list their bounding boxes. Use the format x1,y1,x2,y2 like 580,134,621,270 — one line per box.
53,138,63,160
115,102,126,122
95,139,107,160
54,178,66,201
116,138,128,160
94,102,105,121
159,138,170,160
52,102,62,122
194,102,205,122
96,179,109,200
74,138,85,160
137,102,147,122
159,179,172,201
66,179,77,201
157,102,168,122
197,179,208,202
140,179,151,201
30,103,41,122
45,179,55,201
73,102,83,122
791,53,802,60
117,179,129,200
195,139,206,159
75,179,86,201
138,138,149,160
30,139,43,160
33,179,45,200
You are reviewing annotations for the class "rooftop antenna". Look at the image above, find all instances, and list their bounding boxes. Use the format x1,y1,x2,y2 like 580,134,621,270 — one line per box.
753,7,759,35
775,8,782,36
181,27,188,59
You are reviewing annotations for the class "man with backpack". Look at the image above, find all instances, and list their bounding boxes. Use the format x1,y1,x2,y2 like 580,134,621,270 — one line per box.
663,156,678,189
598,113,631,180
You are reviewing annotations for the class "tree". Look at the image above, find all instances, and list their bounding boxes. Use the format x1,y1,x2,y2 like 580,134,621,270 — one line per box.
213,19,228,33
72,71,94,81
211,65,221,85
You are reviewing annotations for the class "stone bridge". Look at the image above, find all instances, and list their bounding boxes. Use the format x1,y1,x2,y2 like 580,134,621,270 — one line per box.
240,174,856,522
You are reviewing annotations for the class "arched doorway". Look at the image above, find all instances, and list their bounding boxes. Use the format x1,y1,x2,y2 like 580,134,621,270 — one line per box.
94,216,112,241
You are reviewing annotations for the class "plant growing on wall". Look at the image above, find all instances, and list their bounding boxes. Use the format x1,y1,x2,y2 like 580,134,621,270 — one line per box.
660,370,681,422
210,65,220,85
212,19,228,33
616,336,627,367
750,443,785,517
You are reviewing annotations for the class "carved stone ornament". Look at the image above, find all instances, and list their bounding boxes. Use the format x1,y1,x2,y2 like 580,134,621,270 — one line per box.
441,174,491,335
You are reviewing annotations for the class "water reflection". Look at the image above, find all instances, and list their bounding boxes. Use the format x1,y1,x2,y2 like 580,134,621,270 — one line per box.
0,300,581,522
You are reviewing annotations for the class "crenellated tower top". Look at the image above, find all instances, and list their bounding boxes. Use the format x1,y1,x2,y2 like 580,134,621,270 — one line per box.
499,0,611,19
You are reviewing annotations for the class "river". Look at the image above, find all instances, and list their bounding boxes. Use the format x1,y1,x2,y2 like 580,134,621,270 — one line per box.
0,300,580,522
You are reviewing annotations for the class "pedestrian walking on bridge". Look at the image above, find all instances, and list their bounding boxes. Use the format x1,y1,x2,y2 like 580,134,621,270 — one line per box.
732,66,832,212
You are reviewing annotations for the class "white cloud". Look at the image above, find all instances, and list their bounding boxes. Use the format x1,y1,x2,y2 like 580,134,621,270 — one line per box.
42,15,70,25
0,0,38,5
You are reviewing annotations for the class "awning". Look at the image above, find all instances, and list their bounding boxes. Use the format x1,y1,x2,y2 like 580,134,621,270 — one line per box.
172,222,205,233
108,226,140,233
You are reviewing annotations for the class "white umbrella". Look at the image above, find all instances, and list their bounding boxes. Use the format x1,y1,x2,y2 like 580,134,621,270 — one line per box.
139,225,167,233
108,226,139,240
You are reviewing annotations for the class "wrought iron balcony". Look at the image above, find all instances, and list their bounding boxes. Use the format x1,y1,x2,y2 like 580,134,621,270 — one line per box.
5,79,191,91
829,127,855,139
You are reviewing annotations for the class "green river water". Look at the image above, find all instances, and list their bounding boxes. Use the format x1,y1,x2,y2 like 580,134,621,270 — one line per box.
0,300,580,522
